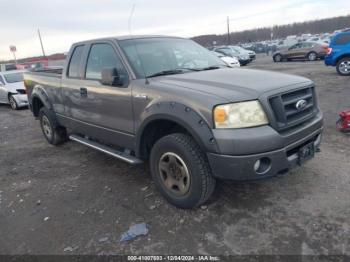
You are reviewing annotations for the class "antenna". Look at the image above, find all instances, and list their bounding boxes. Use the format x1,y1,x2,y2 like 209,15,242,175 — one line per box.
128,4,149,84
128,4,135,34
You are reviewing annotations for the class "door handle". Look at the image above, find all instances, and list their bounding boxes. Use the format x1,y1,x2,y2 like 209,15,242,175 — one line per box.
80,87,87,97
135,94,148,100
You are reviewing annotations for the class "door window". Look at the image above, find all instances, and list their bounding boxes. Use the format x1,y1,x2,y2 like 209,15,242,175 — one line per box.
290,43,302,49
67,45,84,78
302,42,313,48
85,43,125,80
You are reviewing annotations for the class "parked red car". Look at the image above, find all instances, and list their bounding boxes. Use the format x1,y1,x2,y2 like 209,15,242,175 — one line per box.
337,109,350,132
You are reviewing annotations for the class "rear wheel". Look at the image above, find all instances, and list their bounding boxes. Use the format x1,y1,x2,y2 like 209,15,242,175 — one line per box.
150,133,216,209
336,57,350,76
307,52,317,61
39,107,67,145
273,54,283,62
9,95,18,110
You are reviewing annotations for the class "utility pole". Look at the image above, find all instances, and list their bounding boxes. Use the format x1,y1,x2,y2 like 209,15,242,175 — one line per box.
227,16,230,45
37,29,46,58
12,51,17,64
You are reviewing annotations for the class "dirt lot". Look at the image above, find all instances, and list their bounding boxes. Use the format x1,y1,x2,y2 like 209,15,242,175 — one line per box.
0,55,349,256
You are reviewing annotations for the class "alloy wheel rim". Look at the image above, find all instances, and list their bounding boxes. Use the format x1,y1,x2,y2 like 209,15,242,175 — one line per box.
158,152,191,196
9,97,16,109
339,61,350,74
309,53,316,61
42,116,53,140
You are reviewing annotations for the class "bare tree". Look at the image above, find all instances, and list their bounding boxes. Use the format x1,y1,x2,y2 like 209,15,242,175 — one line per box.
192,14,350,47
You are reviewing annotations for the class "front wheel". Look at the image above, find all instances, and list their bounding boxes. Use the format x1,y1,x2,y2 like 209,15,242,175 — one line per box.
150,133,216,209
9,95,18,110
336,58,350,76
273,54,283,62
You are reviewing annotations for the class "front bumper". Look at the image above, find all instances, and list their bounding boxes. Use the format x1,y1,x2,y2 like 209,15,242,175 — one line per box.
12,94,29,107
239,59,251,66
208,128,322,181
249,54,256,60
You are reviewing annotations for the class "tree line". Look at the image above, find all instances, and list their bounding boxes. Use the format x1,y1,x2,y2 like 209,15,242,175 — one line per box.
192,14,350,47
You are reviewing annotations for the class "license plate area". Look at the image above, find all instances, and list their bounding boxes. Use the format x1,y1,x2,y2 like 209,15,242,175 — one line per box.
298,142,315,165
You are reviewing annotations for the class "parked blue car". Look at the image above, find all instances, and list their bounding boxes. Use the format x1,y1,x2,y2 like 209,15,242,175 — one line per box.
324,29,350,76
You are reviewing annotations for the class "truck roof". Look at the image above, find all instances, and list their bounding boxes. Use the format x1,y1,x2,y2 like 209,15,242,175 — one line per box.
74,35,184,45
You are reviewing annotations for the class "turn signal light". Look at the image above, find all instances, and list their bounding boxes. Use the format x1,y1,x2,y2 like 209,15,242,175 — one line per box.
214,107,227,123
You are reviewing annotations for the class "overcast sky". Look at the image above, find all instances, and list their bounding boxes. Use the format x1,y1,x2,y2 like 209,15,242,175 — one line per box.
0,0,349,60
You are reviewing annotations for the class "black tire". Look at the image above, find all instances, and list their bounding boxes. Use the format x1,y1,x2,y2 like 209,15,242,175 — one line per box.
8,95,18,110
336,57,350,76
150,133,216,209
39,107,67,145
307,52,317,61
273,54,283,62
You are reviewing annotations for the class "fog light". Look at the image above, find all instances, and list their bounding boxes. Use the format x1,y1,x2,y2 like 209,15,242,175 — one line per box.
254,157,271,175
254,159,261,171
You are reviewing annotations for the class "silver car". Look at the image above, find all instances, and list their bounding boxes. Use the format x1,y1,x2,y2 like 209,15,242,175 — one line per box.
0,70,28,110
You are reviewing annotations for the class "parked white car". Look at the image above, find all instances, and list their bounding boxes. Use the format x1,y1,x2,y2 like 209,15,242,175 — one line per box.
0,70,28,110
212,51,240,67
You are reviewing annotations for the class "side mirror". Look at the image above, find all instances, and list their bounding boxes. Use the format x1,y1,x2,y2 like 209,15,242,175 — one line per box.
101,68,126,87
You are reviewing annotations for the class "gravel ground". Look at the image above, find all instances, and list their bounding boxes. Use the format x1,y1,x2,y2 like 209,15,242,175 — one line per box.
0,55,349,255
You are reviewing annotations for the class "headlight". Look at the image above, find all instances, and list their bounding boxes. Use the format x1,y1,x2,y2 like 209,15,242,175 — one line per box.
214,100,269,129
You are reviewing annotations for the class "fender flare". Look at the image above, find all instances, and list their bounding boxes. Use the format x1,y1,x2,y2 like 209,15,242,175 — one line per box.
335,54,350,66
31,85,54,115
135,101,220,157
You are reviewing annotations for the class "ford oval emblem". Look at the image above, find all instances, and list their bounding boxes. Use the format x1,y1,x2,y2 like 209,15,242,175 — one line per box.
295,99,308,110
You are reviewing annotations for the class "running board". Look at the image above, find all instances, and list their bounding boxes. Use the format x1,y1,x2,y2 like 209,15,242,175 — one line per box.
69,135,143,165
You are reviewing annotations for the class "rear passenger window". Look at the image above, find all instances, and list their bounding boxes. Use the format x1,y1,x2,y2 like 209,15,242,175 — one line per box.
67,45,84,78
85,44,125,80
335,34,350,45
303,43,313,48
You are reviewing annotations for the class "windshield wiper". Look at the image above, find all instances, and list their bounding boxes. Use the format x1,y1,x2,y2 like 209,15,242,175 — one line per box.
198,65,226,71
147,68,200,78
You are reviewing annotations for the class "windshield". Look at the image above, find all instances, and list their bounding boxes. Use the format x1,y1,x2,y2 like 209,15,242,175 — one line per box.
231,46,246,53
216,48,239,56
119,38,225,78
4,72,24,83
233,46,247,53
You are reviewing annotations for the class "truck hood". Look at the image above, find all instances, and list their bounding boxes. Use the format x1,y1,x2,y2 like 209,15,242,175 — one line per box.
5,82,25,93
156,68,312,102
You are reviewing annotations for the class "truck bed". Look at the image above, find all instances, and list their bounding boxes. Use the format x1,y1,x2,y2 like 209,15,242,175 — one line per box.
24,68,63,102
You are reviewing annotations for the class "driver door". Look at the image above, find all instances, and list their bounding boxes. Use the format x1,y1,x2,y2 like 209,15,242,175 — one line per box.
286,43,302,59
63,42,134,148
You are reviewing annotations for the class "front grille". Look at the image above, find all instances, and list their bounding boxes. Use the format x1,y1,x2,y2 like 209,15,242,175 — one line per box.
269,86,317,131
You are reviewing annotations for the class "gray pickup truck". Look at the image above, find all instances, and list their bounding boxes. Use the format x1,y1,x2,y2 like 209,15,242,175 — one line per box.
24,36,323,208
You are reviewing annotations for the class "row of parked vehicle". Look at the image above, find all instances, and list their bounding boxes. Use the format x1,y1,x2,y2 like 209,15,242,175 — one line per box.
241,32,332,54
272,28,350,76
